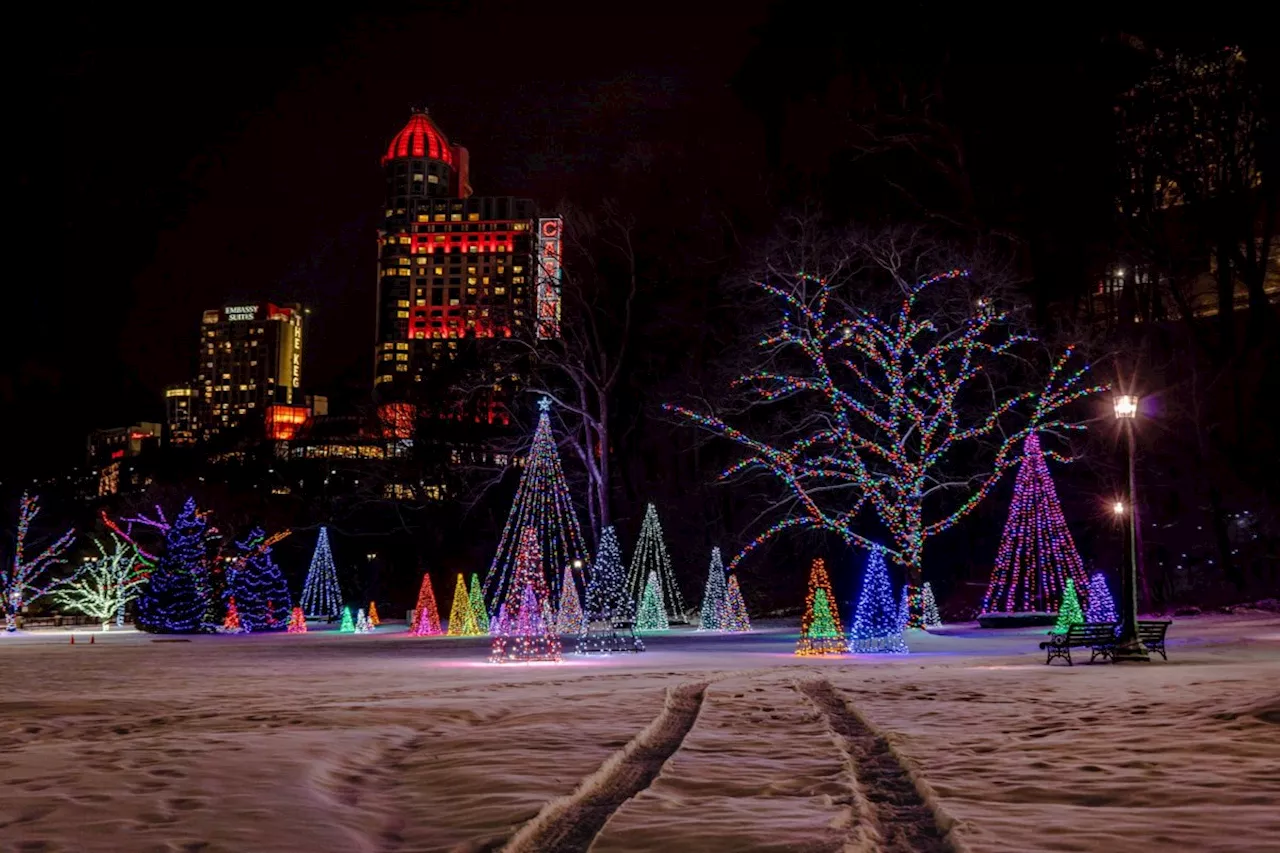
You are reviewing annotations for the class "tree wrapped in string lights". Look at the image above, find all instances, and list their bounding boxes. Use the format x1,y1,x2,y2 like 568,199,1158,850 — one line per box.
578,526,643,654
483,397,588,615
491,527,561,663
851,551,907,653
221,597,243,633
4,493,77,632
628,504,686,623
1085,572,1118,624
796,558,845,655
1051,578,1084,634
468,574,489,634
339,606,355,633
52,532,148,631
635,571,669,632
554,566,586,634
135,498,211,634
355,608,373,633
667,232,1104,613
723,574,751,632
698,547,728,631
227,528,292,632
287,607,307,633
409,573,442,636
300,526,341,618
981,433,1090,617
447,574,482,636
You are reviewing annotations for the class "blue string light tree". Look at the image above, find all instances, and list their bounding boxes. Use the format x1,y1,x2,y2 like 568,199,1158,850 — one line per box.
1085,572,1118,623
300,526,341,619
3,492,77,632
228,529,292,632
981,433,1090,622
851,551,907,653
628,504,686,623
697,547,728,631
578,525,643,654
135,497,212,634
667,240,1104,626
483,397,588,617
491,526,561,663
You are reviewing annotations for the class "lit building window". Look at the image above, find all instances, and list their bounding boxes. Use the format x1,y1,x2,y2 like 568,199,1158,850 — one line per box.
397,310,410,318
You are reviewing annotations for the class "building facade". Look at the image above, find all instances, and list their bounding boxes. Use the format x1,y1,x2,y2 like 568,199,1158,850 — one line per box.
373,109,561,427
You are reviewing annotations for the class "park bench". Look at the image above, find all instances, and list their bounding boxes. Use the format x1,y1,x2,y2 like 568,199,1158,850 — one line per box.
1137,620,1172,660
1039,623,1119,665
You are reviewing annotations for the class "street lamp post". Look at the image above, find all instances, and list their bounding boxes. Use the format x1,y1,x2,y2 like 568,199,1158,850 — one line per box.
1113,394,1149,662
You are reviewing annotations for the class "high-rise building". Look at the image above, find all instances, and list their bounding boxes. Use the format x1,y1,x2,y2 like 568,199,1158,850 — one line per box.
373,109,562,426
191,302,305,441
164,383,198,446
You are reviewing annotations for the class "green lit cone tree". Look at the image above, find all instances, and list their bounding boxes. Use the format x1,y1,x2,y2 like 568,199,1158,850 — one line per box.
1052,578,1084,634
635,571,669,632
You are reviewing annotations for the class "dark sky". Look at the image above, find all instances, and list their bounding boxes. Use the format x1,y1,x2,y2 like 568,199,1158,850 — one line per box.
5,2,770,479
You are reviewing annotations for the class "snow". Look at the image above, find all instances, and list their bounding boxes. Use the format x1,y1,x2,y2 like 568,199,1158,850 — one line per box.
2,613,1277,852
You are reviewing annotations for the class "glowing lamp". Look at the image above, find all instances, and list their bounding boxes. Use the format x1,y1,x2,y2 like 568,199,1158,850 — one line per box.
1113,395,1138,419
1113,501,1126,515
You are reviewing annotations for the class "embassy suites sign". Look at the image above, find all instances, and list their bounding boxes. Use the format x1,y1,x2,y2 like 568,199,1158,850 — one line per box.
224,304,260,322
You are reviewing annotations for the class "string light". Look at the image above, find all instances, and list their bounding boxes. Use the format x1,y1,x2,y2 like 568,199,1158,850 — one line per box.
851,551,907,654
287,607,307,633
722,574,751,632
628,504,686,623
355,608,373,633
698,547,728,631
222,597,243,633
4,492,78,632
483,397,587,615
300,526,341,618
665,269,1104,584
51,532,146,631
921,582,942,628
554,565,586,634
796,558,845,655
635,571,669,632
1052,578,1084,634
368,602,380,627
490,527,561,663
339,606,355,633
1085,572,1118,623
447,574,482,635
409,573,443,636
136,497,210,634
578,526,644,655
982,433,1089,614
228,528,292,633
468,574,490,633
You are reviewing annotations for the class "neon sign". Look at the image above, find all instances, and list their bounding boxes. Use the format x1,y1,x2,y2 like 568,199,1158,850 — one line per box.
536,218,562,340
224,305,259,322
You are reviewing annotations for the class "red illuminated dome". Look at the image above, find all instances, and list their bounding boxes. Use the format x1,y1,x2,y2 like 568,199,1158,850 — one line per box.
382,109,455,166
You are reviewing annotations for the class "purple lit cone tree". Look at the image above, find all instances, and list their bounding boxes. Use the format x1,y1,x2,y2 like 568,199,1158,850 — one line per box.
491,527,561,663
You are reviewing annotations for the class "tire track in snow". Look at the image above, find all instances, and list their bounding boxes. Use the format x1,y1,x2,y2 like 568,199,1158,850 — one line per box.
500,681,709,853
799,680,959,853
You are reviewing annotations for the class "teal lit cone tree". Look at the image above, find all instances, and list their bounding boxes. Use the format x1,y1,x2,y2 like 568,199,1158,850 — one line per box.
628,503,685,623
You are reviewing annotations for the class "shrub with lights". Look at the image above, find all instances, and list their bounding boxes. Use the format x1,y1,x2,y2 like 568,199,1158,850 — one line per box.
851,551,907,654
796,558,845,655
491,527,561,663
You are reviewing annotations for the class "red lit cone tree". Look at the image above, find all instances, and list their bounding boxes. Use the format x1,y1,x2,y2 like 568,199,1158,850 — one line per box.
491,527,561,663
409,573,442,636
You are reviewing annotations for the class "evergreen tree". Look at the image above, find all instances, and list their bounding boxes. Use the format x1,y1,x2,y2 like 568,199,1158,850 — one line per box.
447,573,481,636
409,573,442,636
230,528,292,632
300,526,341,618
697,546,728,631
339,605,355,633
468,573,490,633
635,571,669,632
1052,578,1084,634
796,558,845,655
1085,572,1118,623
136,497,210,634
554,565,586,634
491,527,561,662
628,504,686,623
851,551,908,653
723,574,751,632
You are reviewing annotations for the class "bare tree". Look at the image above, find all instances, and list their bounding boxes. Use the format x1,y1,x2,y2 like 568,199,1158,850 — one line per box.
3,493,77,631
669,226,1104,585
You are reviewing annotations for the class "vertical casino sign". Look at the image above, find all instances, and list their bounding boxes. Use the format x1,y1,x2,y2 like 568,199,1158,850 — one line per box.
536,218,563,340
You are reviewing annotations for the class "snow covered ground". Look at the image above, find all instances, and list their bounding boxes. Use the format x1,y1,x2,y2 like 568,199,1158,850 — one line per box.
2,613,1277,852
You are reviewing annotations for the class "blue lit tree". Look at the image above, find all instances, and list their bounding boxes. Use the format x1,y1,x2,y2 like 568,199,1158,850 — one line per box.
135,498,211,634
1085,572,1118,623
697,547,728,631
483,398,587,613
228,529,293,632
850,551,907,653
300,526,341,618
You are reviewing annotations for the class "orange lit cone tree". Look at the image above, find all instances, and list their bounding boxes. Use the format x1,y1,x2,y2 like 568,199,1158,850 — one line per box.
796,558,845,655
368,601,380,626
286,606,307,633
409,573,442,636
491,527,561,663
447,573,482,636
222,597,243,633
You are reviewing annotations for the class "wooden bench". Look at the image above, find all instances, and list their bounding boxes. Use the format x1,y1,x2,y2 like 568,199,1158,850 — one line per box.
1039,623,1118,665
1137,620,1172,660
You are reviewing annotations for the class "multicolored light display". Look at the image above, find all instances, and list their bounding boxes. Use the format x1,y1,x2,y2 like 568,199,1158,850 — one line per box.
448,574,482,636
1052,578,1085,634
635,571,669,632
484,398,587,613
698,547,728,631
796,558,845,655
665,269,1104,585
982,433,1089,614
851,551,907,654
222,597,243,633
409,573,443,636
491,527,561,663
4,492,78,632
228,528,293,633
136,498,210,634
287,607,307,633
300,527,341,618
554,565,586,635
51,532,147,630
723,575,751,632
578,526,644,655
628,503,685,623
1085,572,1118,624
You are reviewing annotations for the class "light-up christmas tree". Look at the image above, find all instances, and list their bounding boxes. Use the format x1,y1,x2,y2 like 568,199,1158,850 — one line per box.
229,528,292,633
851,551,907,653
468,574,489,633
136,497,211,634
1085,572,1117,623
554,565,586,634
698,547,728,631
1051,578,1084,634
921,582,942,628
578,526,643,654
300,526,341,618
355,608,372,633
723,574,751,632
447,574,482,636
628,504,686,623
982,434,1089,616
483,397,588,614
287,607,307,633
339,606,355,633
368,602,380,626
409,573,442,636
796,558,845,655
222,597,243,633
896,587,910,633
491,527,561,663
635,571,669,632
